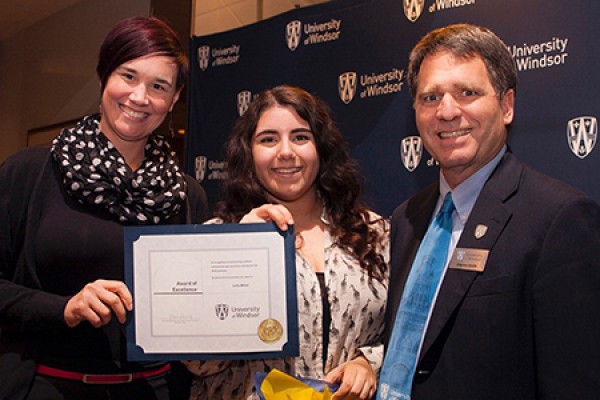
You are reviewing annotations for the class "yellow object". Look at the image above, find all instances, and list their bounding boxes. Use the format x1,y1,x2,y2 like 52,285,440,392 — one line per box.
260,369,334,400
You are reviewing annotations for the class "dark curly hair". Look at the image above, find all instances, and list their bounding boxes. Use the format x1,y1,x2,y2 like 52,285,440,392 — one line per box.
215,85,387,282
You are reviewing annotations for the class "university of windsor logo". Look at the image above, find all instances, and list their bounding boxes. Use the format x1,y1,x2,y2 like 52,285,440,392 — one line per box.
194,156,207,182
338,72,357,104
404,0,425,22
400,136,423,172
286,20,302,51
198,46,210,71
567,116,597,159
237,91,252,116
215,304,229,320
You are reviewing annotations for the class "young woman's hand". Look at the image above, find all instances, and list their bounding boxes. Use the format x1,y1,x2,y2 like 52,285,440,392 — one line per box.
325,355,377,399
240,204,294,231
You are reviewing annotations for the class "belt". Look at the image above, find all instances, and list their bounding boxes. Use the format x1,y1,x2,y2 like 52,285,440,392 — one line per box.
36,363,171,384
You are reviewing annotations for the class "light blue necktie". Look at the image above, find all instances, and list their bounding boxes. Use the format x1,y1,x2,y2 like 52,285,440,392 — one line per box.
377,193,455,400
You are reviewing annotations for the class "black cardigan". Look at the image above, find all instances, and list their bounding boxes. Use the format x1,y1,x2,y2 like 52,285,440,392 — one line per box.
0,147,209,398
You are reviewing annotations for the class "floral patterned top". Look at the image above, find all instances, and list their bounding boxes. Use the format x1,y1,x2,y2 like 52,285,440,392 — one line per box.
183,211,389,399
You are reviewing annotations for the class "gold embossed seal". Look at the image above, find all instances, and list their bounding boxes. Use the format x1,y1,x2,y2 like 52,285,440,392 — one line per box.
257,318,283,343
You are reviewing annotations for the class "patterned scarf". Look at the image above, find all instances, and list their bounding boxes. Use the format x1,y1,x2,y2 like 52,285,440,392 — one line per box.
51,114,187,224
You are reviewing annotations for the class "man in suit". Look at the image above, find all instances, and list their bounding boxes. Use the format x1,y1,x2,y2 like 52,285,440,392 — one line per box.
378,24,600,400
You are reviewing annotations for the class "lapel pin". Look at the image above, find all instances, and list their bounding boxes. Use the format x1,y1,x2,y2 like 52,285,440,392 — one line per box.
474,224,488,240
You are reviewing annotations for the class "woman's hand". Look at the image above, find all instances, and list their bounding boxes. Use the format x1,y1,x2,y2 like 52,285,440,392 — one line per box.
64,279,133,328
325,355,377,399
240,204,294,231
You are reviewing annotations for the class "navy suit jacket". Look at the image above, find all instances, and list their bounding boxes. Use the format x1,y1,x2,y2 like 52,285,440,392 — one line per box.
385,152,600,399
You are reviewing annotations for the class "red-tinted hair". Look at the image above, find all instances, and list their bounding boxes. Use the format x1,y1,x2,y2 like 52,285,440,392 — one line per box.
96,16,188,94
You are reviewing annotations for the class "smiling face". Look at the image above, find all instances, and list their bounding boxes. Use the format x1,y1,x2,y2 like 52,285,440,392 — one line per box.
252,105,320,204
99,54,180,157
414,50,514,188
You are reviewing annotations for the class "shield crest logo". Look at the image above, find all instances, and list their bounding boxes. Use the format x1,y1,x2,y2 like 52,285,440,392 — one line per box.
567,116,597,159
194,155,207,182
286,20,302,51
404,0,425,23
338,72,357,104
198,45,210,71
400,136,423,172
237,91,252,116
474,224,488,240
215,304,229,320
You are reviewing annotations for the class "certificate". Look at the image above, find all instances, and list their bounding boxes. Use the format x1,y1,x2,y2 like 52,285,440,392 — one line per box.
123,223,298,361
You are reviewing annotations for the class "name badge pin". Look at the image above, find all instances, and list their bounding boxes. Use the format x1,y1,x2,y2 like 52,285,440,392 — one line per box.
474,224,488,240
449,248,489,272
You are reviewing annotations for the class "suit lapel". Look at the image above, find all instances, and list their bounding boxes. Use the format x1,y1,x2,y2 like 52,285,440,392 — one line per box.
419,153,522,359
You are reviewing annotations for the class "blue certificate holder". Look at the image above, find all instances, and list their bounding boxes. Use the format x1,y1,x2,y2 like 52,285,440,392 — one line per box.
123,222,298,361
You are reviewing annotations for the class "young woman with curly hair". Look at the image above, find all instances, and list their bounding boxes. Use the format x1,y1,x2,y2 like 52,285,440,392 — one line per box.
184,85,389,400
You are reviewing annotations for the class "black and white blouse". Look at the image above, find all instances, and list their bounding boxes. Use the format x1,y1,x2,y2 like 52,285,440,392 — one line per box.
184,211,389,399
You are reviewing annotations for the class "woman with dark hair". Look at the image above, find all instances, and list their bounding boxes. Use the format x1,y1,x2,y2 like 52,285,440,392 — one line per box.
0,16,208,400
184,85,389,400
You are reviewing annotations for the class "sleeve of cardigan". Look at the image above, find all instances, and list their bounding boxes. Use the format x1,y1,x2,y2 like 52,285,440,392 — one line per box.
0,148,69,329
0,150,34,284
184,174,210,223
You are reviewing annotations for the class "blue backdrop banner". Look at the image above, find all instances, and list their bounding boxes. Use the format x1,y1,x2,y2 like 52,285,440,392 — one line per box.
186,0,600,216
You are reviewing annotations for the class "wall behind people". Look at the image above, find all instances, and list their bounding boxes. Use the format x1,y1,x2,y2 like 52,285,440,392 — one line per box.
186,0,600,216
0,0,316,164
192,0,330,36
0,0,151,162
